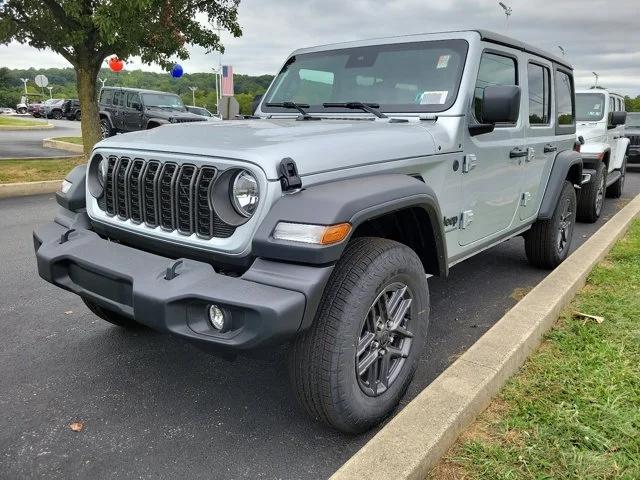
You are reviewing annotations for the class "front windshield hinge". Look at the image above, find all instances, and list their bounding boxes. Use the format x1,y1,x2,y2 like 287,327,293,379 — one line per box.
419,114,438,122
279,158,303,192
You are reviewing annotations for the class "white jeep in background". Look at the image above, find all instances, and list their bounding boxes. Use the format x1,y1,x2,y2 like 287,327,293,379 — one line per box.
575,88,628,222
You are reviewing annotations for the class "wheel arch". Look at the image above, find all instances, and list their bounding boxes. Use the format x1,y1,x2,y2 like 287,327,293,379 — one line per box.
252,174,448,277
538,149,582,221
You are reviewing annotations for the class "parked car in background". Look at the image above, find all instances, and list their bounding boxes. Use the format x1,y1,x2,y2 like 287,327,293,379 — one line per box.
98,87,207,138
39,30,586,433
625,112,640,164
28,102,44,117
44,98,66,119
62,99,81,121
16,94,44,115
186,105,220,120
575,88,628,222
0,107,16,114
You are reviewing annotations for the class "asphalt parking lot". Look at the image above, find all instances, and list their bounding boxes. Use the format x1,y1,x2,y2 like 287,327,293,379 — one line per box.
0,117,81,159
1,169,638,480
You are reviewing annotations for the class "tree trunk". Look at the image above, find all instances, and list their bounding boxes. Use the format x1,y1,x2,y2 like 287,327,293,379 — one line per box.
75,65,102,156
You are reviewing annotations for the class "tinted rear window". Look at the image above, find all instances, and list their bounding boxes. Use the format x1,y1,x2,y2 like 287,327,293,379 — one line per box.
576,93,605,121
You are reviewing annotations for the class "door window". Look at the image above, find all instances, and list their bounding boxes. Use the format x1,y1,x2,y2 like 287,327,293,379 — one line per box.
113,91,125,107
555,70,574,126
474,52,517,121
126,92,141,109
527,63,551,125
100,89,114,105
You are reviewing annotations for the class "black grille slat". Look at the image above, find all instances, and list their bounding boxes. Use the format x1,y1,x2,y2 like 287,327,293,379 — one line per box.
628,135,640,146
176,165,197,235
142,161,161,227
104,156,118,215
158,162,178,231
97,157,235,239
128,160,145,223
115,157,131,219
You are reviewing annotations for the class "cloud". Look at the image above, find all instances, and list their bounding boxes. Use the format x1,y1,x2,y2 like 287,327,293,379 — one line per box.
1,0,638,95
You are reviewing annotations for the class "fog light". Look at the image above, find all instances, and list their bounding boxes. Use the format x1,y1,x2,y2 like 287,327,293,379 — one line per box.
60,179,72,194
208,304,227,331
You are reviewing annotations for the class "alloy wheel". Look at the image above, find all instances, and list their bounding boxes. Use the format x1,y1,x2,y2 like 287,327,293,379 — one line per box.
557,198,573,253
595,174,605,216
356,282,414,397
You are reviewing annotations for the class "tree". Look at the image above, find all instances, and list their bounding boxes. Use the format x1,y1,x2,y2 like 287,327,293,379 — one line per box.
0,0,242,154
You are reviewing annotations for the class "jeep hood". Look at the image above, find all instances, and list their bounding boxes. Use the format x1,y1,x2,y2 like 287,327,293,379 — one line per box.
95,118,440,180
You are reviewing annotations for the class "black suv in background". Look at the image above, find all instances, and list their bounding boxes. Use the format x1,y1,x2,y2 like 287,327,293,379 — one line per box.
62,99,81,121
98,87,206,138
626,112,640,164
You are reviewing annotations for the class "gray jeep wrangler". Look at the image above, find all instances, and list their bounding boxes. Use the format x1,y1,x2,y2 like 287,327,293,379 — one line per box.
34,30,584,433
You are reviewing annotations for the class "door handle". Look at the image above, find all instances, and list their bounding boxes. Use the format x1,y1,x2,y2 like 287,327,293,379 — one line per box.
510,147,528,158
544,144,558,153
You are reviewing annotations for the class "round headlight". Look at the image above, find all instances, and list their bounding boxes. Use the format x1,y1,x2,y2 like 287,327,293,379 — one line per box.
231,170,259,217
97,157,108,187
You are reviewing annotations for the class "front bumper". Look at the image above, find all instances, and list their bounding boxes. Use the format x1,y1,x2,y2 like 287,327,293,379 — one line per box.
34,219,332,351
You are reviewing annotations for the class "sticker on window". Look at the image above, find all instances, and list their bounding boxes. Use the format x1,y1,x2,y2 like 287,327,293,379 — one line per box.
419,91,448,105
436,55,451,69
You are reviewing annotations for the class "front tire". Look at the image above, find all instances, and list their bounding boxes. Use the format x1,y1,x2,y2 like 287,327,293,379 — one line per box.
82,298,143,329
577,161,605,223
606,157,626,199
289,237,429,433
52,110,63,120
525,180,576,269
99,118,113,139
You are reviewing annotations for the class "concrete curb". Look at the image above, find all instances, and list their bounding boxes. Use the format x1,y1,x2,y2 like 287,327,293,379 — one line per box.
43,138,84,153
0,123,54,131
0,180,61,199
331,193,640,480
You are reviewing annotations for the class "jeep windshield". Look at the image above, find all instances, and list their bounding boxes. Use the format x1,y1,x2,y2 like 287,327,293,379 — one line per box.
576,93,605,122
626,112,640,128
262,39,468,115
142,93,186,111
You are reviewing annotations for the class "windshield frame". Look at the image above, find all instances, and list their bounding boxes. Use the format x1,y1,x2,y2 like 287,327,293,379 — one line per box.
575,92,606,122
261,39,469,115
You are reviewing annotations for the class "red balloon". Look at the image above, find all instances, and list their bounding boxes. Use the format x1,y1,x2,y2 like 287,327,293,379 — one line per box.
108,56,124,72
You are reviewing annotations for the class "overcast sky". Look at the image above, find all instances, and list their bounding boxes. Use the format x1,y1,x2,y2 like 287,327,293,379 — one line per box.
1,0,639,96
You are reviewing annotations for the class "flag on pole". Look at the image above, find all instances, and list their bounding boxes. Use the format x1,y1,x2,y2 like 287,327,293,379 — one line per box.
221,65,234,96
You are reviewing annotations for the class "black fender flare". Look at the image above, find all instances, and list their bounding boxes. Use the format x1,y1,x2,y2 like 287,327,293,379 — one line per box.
252,174,447,276
145,118,169,129
55,164,86,212
98,111,114,129
538,149,582,220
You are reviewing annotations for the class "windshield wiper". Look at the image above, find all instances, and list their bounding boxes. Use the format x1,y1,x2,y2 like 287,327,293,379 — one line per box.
322,102,388,119
266,102,319,121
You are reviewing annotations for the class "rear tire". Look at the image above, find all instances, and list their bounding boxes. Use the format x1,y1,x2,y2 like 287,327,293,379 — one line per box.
289,237,430,433
525,180,576,269
82,298,143,329
606,157,626,199
52,110,63,120
75,111,81,121
17,107,27,114
577,161,605,223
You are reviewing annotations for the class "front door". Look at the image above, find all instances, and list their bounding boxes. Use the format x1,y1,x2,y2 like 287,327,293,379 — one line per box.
520,60,555,221
123,92,144,132
460,49,525,246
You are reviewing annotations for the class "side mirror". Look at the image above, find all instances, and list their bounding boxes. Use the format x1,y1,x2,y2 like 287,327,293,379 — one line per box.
470,85,520,136
251,94,264,115
609,111,626,128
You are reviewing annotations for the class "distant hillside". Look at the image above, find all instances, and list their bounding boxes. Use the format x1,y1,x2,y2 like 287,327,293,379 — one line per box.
0,67,274,114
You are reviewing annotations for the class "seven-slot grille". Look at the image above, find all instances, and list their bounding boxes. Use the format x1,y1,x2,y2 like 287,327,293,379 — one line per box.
100,156,235,239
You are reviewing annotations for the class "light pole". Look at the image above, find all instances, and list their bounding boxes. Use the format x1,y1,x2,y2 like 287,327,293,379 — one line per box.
592,72,599,87
558,46,566,56
47,86,53,99
98,78,107,90
189,86,198,106
20,78,29,94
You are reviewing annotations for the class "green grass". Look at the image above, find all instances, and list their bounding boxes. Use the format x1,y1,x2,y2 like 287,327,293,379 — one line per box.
0,116,46,127
0,157,85,183
52,136,83,145
431,220,640,480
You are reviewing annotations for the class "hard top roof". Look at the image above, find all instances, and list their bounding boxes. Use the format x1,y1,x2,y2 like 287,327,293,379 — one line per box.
101,86,180,96
292,29,572,70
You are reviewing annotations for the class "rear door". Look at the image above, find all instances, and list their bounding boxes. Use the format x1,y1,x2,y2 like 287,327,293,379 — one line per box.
111,90,125,130
123,92,144,132
460,48,526,246
520,59,555,221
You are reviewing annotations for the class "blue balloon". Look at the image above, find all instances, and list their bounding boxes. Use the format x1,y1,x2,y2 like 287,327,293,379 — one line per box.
170,64,183,78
